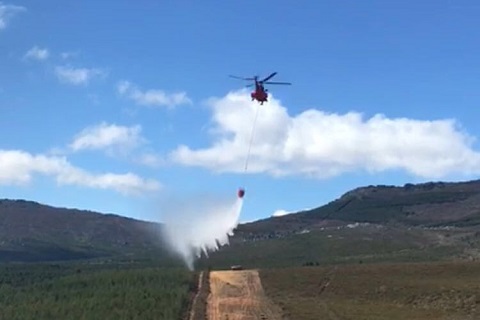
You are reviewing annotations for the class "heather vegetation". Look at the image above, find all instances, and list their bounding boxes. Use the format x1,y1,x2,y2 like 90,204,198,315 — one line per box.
260,261,480,320
196,223,474,270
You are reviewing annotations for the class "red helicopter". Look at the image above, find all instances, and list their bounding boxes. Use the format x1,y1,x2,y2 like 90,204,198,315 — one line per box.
229,72,291,105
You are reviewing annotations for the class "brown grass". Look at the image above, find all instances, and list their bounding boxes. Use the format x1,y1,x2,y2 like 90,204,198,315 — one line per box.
259,261,480,320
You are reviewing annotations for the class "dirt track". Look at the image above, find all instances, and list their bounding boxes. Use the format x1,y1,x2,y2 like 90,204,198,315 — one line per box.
188,271,204,320
207,270,283,320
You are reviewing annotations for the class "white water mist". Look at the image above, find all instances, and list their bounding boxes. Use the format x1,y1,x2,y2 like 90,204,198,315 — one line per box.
159,192,243,270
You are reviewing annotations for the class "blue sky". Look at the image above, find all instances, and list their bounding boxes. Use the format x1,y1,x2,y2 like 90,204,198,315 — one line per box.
2,0,480,223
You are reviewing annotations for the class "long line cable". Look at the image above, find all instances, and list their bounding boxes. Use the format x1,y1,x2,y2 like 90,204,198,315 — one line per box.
244,104,261,172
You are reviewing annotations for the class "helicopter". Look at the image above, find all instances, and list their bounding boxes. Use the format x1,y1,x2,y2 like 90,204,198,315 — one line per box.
229,72,291,105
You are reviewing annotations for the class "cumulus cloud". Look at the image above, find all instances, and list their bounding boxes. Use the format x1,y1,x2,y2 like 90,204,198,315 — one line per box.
69,122,145,155
0,149,161,195
117,80,192,108
24,46,49,61
55,65,106,85
0,2,25,30
65,122,165,168
169,90,480,180
272,206,313,217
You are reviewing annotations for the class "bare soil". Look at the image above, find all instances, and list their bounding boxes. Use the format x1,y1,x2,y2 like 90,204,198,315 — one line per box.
207,269,283,320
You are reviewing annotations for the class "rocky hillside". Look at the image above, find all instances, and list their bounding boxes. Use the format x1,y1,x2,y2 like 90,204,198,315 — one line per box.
234,179,480,239
1,179,480,263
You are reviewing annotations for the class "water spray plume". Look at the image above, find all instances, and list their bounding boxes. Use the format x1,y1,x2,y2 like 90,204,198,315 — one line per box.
159,93,256,270
159,192,244,270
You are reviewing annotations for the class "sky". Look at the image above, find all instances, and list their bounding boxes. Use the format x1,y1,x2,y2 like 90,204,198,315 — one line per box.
2,0,480,223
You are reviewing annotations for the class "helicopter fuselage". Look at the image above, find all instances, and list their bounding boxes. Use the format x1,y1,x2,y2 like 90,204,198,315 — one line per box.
251,82,268,104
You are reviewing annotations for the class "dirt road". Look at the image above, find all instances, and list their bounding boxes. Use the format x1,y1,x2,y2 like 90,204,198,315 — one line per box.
207,269,283,320
188,271,204,320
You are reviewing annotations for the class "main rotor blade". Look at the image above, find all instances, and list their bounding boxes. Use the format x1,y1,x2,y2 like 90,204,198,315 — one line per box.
264,81,292,85
260,72,277,82
229,75,255,81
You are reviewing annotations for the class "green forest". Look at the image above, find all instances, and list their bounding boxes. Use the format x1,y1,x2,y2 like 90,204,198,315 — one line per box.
0,262,196,320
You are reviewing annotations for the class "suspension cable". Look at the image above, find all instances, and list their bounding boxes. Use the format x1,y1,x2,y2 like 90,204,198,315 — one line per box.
244,104,260,172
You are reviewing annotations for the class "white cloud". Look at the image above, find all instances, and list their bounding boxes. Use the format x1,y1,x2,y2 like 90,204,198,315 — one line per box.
169,90,480,180
0,149,161,195
24,46,49,61
65,122,166,169
272,209,290,217
0,2,25,30
55,65,106,85
60,51,78,60
135,153,165,168
272,206,313,217
117,80,192,108
69,122,145,156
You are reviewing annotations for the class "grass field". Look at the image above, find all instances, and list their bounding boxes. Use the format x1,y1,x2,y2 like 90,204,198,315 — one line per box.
0,262,196,320
259,261,480,320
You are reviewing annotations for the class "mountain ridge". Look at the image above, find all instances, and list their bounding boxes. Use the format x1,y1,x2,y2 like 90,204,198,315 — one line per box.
1,178,480,264
0,198,165,263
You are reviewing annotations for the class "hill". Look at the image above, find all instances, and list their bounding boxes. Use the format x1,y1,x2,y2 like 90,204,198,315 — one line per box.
0,199,170,263
234,179,480,238
197,179,480,269
1,179,480,266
